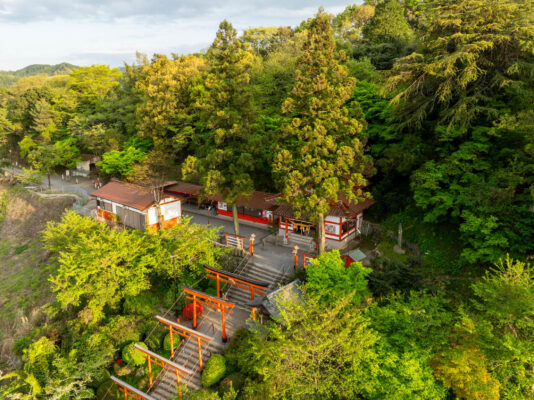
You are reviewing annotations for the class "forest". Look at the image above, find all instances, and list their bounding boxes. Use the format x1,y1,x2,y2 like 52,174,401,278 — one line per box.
0,0,532,399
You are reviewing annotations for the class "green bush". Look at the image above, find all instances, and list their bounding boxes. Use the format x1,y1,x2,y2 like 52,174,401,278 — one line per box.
122,342,147,367
163,333,181,352
102,316,141,348
145,333,162,351
224,327,254,371
13,335,31,356
186,389,222,400
89,368,110,389
201,354,227,388
96,379,121,400
205,287,217,297
219,372,244,395
123,293,158,316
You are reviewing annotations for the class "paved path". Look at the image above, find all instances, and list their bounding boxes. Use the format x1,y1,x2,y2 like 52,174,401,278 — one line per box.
183,205,295,275
7,166,96,199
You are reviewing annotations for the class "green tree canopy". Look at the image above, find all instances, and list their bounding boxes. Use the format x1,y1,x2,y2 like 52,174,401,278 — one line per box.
273,12,373,253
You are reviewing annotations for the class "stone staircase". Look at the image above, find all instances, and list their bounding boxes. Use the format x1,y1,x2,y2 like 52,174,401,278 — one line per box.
149,261,291,399
286,232,316,251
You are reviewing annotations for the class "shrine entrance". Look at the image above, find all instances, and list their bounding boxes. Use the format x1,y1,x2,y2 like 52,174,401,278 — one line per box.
182,285,235,342
291,219,314,235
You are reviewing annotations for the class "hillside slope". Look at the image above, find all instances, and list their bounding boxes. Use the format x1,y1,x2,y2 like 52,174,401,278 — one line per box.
0,184,75,369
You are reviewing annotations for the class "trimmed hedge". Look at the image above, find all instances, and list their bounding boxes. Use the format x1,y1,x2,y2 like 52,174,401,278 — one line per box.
122,342,147,367
201,354,227,388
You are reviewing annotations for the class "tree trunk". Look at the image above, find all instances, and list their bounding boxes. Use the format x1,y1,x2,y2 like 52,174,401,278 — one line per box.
317,212,325,255
157,204,164,229
47,174,51,189
232,203,240,236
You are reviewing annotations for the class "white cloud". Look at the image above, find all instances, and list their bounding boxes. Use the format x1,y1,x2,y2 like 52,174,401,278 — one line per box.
0,0,350,70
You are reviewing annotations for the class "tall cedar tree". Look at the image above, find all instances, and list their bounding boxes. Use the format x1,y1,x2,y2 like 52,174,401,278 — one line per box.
385,0,534,264
183,21,257,235
273,13,372,254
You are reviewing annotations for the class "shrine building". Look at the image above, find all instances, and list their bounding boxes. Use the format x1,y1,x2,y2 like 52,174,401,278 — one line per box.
92,179,183,231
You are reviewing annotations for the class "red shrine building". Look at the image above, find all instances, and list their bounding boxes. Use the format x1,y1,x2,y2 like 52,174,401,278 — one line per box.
164,182,374,249
92,180,374,248
164,182,276,226
275,195,375,249
92,180,183,231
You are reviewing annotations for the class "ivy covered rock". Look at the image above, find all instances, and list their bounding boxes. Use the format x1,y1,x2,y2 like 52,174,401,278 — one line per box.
122,342,147,367
201,354,227,388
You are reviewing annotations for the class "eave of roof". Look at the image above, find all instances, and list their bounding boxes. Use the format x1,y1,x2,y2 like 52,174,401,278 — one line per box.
91,180,156,211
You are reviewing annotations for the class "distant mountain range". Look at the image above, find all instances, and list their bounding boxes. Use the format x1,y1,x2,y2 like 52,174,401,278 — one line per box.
0,62,79,88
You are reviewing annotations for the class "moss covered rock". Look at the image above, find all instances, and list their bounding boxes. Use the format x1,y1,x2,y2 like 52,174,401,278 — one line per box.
122,342,147,367
201,354,227,388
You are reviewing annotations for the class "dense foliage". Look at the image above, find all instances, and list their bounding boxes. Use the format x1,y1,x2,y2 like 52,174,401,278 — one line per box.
1,1,533,399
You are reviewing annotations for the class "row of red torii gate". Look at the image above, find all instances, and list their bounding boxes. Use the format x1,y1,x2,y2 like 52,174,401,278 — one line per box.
110,263,270,400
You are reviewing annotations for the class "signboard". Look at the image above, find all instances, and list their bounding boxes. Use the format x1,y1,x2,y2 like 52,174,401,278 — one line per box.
218,202,227,211
161,201,181,220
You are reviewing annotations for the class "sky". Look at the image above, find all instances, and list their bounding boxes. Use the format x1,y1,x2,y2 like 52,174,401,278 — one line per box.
0,0,349,71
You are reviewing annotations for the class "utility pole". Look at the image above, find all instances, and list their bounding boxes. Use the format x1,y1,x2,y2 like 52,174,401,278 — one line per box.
170,255,179,319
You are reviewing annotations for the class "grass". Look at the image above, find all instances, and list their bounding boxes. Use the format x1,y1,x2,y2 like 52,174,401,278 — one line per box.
14,243,29,254
0,184,75,369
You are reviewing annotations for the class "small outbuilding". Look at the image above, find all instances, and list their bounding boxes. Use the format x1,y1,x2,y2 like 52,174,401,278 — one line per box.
92,179,183,231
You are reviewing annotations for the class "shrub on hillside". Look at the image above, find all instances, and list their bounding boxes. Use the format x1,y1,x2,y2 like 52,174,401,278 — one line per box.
201,354,227,388
163,333,181,353
122,342,147,366
219,372,245,395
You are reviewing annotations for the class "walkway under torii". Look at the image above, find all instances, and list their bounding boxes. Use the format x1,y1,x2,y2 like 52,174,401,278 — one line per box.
203,264,269,300
182,285,235,342
156,315,214,371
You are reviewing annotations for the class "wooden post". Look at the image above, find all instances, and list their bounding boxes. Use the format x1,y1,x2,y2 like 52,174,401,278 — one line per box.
251,307,256,321
197,337,203,371
170,329,174,358
176,371,182,400
192,297,197,329
221,309,227,343
293,245,299,270
124,388,128,400
148,357,153,387
216,274,220,298
249,233,255,256
284,218,289,244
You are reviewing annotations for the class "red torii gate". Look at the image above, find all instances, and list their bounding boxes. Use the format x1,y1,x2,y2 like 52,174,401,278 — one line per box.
183,285,235,342
156,315,214,371
203,264,269,300
111,375,156,400
134,344,192,400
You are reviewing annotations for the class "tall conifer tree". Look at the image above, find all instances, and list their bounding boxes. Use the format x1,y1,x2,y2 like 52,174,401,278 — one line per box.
183,20,257,235
273,12,372,254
